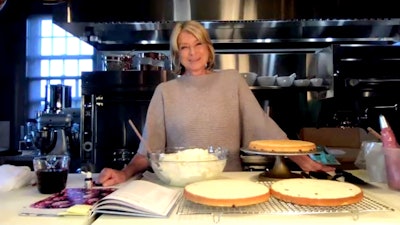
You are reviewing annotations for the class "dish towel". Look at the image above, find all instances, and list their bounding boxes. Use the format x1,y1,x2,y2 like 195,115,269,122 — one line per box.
0,164,36,192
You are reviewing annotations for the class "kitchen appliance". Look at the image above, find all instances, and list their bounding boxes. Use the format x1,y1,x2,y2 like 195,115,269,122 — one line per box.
45,84,71,113
80,70,175,172
33,85,81,171
35,113,72,155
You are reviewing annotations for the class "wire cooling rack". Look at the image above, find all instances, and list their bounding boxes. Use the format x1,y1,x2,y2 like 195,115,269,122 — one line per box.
176,181,395,216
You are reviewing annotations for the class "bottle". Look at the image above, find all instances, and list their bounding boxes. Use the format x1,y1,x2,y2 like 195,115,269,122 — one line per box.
84,171,93,189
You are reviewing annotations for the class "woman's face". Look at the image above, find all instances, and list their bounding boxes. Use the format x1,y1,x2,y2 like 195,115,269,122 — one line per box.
177,31,210,76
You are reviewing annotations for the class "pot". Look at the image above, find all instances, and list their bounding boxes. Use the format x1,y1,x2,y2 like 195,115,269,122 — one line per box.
103,52,170,71
134,52,170,71
103,54,134,71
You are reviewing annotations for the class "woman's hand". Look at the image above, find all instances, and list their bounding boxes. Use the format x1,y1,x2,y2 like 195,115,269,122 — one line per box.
96,154,150,186
97,168,129,187
288,155,335,172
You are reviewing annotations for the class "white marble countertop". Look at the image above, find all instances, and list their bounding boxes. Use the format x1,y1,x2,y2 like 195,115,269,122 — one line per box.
1,170,399,225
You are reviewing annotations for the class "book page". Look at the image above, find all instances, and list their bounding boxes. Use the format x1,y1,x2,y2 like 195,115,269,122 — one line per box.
92,180,181,217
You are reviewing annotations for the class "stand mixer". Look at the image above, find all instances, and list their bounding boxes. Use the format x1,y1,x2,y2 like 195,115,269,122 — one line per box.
35,113,72,155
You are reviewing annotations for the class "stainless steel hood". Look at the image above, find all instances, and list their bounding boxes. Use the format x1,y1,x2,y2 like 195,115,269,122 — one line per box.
51,0,400,52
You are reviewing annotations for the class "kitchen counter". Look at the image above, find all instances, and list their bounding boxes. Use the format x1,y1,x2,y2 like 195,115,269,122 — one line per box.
1,170,399,225
0,174,91,225
93,170,400,225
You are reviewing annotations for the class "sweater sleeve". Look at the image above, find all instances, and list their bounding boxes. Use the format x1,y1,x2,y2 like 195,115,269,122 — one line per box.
137,84,167,155
237,73,288,147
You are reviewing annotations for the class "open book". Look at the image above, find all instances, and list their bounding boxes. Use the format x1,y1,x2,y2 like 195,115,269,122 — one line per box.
90,179,181,218
20,187,117,216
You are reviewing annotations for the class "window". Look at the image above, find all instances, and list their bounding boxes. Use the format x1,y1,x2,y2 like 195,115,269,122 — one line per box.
26,15,96,118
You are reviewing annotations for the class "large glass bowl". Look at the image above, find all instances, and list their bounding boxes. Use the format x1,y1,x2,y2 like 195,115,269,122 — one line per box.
148,146,228,187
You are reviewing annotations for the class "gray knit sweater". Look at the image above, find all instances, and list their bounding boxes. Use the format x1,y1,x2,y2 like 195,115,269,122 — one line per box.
137,69,287,171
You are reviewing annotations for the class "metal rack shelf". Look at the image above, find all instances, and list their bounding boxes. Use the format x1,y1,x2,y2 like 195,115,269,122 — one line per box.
176,181,395,217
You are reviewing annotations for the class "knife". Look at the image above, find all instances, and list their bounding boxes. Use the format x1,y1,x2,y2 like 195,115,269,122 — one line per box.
333,169,369,185
308,169,369,186
308,171,333,180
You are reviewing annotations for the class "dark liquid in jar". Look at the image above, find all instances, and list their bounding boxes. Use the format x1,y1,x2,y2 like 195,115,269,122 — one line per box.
36,168,68,194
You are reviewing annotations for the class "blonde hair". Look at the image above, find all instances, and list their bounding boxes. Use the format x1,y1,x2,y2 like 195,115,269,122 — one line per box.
170,20,215,75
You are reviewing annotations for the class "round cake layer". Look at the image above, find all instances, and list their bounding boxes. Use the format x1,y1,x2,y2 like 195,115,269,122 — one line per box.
184,179,270,207
270,178,363,206
249,139,316,153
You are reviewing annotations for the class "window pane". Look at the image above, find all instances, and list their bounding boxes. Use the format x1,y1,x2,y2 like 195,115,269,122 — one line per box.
28,80,47,117
53,24,66,37
41,38,52,56
64,80,76,97
41,20,53,37
49,80,62,85
79,59,93,74
64,59,78,76
53,37,66,55
40,80,48,98
81,41,94,55
40,60,50,77
66,37,80,55
49,60,64,76
78,79,82,97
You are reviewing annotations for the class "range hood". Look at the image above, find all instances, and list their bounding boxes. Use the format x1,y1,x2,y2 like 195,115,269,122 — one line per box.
51,0,400,52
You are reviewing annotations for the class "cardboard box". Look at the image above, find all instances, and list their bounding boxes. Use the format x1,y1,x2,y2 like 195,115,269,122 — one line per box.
299,127,376,149
299,127,378,167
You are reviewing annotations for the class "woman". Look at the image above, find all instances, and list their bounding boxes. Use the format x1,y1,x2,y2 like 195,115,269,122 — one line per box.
97,20,333,186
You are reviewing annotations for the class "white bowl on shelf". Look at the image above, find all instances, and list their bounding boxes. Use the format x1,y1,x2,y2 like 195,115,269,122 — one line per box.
276,74,296,87
294,79,310,87
310,78,323,86
240,72,258,86
257,75,276,86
